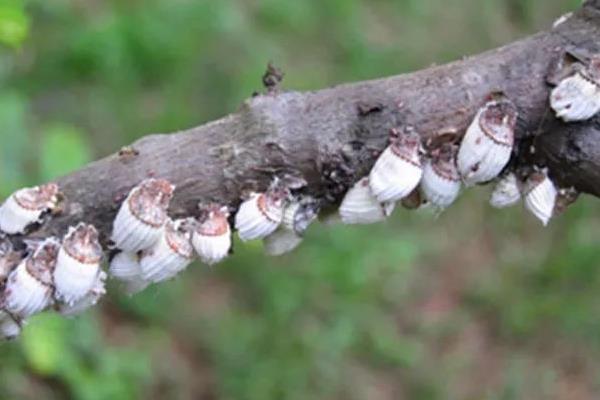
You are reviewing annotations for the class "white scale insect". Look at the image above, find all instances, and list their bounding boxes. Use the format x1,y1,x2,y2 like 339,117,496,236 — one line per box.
457,97,518,186
139,218,195,284
551,56,600,122
0,311,21,340
57,270,107,317
339,177,395,224
54,223,103,305
110,251,143,282
523,170,557,226
421,144,461,209
0,183,59,234
490,172,522,209
235,187,288,241
369,128,423,203
3,238,60,318
192,204,232,265
111,178,175,252
0,240,20,281
109,251,148,295
263,197,319,256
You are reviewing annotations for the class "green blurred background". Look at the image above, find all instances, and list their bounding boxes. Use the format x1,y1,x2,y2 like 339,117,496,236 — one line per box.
0,0,596,399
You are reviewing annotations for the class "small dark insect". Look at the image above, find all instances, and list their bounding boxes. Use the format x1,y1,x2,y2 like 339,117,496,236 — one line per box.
262,62,285,93
118,146,140,164
118,146,139,157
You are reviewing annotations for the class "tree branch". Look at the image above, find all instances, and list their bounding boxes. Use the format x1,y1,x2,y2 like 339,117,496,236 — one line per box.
11,1,600,247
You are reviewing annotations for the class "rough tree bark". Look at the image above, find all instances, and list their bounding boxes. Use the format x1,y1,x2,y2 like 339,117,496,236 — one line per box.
13,0,600,247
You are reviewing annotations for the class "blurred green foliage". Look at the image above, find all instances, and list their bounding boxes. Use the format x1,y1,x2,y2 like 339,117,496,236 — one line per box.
0,0,595,399
39,123,91,181
0,0,29,48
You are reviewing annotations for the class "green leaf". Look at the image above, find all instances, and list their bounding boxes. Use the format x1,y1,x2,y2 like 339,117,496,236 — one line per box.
39,123,92,181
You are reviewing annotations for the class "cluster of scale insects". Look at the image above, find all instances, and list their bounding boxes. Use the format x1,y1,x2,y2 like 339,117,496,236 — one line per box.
0,50,597,341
